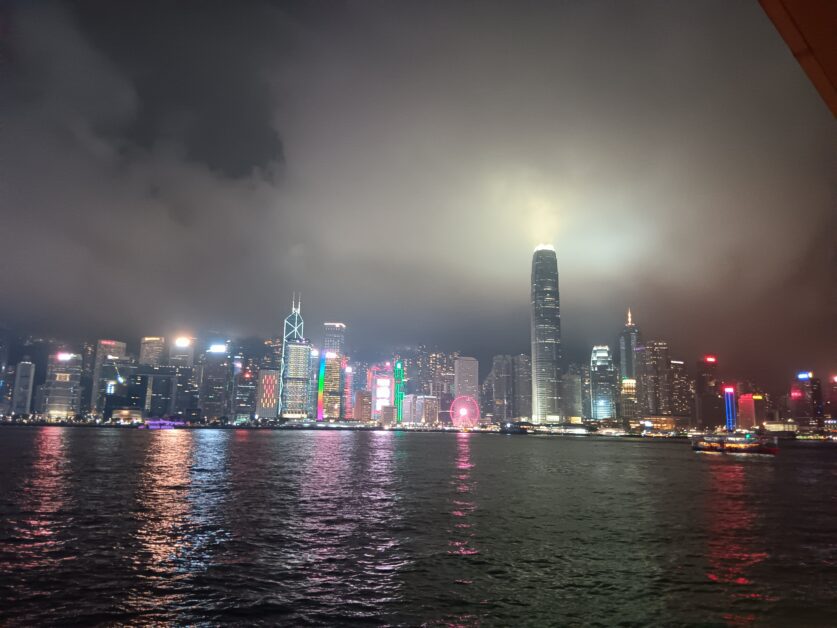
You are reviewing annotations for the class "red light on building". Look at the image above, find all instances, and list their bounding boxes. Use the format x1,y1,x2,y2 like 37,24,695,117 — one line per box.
704,355,717,363
723,386,735,393
790,390,803,399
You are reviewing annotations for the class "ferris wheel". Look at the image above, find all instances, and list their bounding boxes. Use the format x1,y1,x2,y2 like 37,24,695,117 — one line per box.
450,396,480,429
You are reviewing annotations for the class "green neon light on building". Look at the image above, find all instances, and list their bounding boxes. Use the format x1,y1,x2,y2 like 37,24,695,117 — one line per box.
394,360,404,423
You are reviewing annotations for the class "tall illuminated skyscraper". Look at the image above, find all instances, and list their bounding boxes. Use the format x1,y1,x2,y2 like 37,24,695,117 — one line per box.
255,368,280,420
454,356,479,400
354,390,372,423
619,378,638,422
11,360,35,416
723,385,737,432
636,341,672,416
368,362,394,422
530,244,562,422
139,336,166,366
342,365,354,419
198,343,232,422
42,352,83,419
393,360,405,422
669,359,694,419
323,322,346,356
279,296,311,419
590,345,617,420
169,336,195,368
618,308,641,379
790,371,824,429
316,351,343,420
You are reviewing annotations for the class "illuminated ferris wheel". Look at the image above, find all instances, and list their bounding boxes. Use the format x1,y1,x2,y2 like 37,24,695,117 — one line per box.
450,396,480,429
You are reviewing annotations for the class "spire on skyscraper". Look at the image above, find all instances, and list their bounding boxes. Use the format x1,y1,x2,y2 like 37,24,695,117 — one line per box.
627,307,633,326
284,295,304,342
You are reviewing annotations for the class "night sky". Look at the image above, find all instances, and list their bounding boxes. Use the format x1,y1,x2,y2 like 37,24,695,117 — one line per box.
1,1,834,389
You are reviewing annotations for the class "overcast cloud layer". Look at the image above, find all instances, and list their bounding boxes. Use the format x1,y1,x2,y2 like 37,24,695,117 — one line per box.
0,1,834,389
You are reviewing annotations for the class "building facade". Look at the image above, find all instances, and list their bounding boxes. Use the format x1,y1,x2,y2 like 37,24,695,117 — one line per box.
530,244,562,422
454,356,479,400
636,341,672,416
11,360,35,415
512,354,532,419
618,308,641,380
590,345,617,420
279,297,311,419
91,339,127,415
42,352,83,419
138,336,166,366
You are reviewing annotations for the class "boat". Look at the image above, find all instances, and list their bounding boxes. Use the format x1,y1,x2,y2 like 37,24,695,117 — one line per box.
692,433,778,456
139,418,186,430
499,421,532,435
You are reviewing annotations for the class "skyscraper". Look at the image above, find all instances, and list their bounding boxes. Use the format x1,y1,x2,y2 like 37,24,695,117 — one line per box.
169,336,195,368
636,341,672,416
618,308,641,379
669,359,694,419
139,336,166,366
590,345,617,420
738,393,766,428
342,365,354,419
491,355,513,422
94,354,135,419
415,395,440,424
316,351,343,421
42,352,83,419
530,244,561,422
322,322,347,356
91,339,127,415
723,386,737,432
255,368,280,420
393,359,405,422
231,362,258,422
619,378,638,422
695,355,724,430
11,360,35,415
368,362,394,422
789,371,824,429
454,356,479,400
354,389,372,423
279,297,311,419
563,362,584,419
198,343,232,422
134,365,178,418
512,354,532,419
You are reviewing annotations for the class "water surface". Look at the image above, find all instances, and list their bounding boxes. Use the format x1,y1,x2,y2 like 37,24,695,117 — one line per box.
0,427,835,625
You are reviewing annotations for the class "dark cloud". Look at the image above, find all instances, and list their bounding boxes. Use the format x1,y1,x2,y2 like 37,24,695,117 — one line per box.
0,0,833,390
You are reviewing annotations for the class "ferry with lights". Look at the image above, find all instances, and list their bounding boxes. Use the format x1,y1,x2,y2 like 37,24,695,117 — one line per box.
692,383,779,455
691,434,779,456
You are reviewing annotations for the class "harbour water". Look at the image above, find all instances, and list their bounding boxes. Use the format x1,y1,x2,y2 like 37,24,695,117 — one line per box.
0,427,835,625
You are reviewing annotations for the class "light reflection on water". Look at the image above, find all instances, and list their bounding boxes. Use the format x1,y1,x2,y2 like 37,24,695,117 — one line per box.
0,427,69,572
449,432,478,559
705,460,774,626
1,428,836,625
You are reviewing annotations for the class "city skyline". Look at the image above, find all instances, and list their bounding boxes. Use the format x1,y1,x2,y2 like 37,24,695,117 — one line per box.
0,2,833,392
4,279,833,421
1,3,836,626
